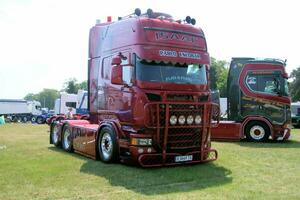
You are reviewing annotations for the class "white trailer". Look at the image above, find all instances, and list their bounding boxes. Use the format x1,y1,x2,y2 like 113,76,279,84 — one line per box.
54,90,88,115
0,99,41,122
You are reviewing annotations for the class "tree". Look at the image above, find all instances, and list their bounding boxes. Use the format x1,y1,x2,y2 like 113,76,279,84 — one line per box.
62,78,87,94
24,93,38,101
289,66,300,101
24,89,59,109
210,57,229,97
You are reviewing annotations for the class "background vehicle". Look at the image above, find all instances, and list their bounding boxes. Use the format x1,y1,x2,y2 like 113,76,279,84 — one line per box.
54,90,88,115
291,101,300,128
49,8,219,167
47,90,88,124
31,108,55,124
0,99,41,123
211,57,291,142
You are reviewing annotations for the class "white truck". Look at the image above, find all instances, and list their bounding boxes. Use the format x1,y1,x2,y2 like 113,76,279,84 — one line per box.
54,90,88,115
0,99,42,122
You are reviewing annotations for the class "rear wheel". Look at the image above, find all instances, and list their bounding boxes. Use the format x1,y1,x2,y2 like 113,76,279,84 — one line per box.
31,116,37,123
97,126,118,163
50,122,61,146
22,116,29,123
245,121,270,142
62,125,73,152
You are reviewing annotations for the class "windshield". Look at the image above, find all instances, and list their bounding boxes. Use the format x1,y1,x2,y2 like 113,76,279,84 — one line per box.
136,59,207,85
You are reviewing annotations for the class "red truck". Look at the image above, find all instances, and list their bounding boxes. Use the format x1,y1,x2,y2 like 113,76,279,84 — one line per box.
211,58,291,141
49,9,219,167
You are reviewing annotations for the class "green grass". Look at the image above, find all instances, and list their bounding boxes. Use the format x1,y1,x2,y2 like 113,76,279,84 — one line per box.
0,124,300,200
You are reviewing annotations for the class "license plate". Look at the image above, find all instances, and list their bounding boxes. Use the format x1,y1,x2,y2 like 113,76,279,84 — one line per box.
175,155,193,162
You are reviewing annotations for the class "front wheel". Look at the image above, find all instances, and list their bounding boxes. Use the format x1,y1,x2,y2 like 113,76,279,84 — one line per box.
245,121,270,142
97,126,119,163
36,116,45,124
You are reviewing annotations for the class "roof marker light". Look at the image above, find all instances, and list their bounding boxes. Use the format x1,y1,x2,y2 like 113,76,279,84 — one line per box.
185,16,191,24
134,8,141,16
147,8,154,18
191,18,196,25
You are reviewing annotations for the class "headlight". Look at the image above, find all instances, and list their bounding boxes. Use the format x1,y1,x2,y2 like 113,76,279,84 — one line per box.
178,115,186,125
187,115,194,125
170,115,177,125
195,115,201,124
131,138,152,146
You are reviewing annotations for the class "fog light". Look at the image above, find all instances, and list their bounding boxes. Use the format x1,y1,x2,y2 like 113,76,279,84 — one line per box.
170,115,177,125
187,115,194,125
178,115,186,125
195,115,201,124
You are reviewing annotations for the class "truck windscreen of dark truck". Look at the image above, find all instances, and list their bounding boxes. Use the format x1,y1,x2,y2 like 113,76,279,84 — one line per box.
136,59,207,84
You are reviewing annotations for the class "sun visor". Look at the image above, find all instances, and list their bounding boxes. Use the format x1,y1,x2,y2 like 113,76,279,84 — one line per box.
136,47,210,65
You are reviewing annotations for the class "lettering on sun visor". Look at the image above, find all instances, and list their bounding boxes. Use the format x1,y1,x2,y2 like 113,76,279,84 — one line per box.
159,50,201,60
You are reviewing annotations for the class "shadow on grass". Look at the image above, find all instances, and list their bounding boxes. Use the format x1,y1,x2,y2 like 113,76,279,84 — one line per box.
234,139,300,149
48,147,232,195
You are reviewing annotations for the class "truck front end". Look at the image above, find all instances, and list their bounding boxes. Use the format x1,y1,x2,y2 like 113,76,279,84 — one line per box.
120,17,219,166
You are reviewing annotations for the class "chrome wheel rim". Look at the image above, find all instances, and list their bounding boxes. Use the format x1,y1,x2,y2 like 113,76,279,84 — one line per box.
250,125,265,140
63,129,71,149
101,132,113,160
52,125,59,144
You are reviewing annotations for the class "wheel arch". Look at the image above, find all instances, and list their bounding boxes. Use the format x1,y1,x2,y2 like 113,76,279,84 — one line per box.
242,116,273,138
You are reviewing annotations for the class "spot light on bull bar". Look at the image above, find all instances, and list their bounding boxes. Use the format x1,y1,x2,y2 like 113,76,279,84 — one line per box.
178,115,186,125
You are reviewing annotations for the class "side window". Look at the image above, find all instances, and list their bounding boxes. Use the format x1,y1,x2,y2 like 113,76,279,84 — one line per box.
66,102,76,108
120,52,133,85
246,73,279,95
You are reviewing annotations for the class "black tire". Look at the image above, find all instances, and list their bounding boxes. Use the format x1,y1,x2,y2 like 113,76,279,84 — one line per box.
17,116,22,123
22,116,29,123
50,122,61,147
36,116,45,124
97,126,119,163
62,125,73,152
245,121,270,142
31,116,37,123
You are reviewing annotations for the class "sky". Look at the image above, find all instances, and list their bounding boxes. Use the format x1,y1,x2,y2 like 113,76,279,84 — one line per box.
0,0,299,99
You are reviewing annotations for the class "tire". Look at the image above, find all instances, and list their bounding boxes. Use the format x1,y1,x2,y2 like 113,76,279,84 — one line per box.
97,126,119,163
50,122,61,147
245,121,270,142
31,116,37,123
62,125,73,152
17,116,22,123
36,116,45,124
22,116,29,123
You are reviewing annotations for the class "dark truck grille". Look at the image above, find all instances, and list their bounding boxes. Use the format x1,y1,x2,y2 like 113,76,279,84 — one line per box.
145,103,206,153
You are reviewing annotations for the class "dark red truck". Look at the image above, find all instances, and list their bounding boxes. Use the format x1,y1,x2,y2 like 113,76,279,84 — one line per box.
49,9,219,167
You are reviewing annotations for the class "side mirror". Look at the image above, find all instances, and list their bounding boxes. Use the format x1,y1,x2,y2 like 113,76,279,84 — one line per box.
111,65,123,85
112,56,122,65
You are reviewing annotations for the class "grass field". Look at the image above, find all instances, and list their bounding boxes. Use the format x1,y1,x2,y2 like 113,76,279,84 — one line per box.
0,124,300,200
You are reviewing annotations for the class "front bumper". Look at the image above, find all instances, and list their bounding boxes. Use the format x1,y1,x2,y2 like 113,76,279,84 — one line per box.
129,146,217,167
276,128,290,141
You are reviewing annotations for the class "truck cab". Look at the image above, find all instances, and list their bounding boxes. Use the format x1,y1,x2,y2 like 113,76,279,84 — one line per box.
212,57,291,141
